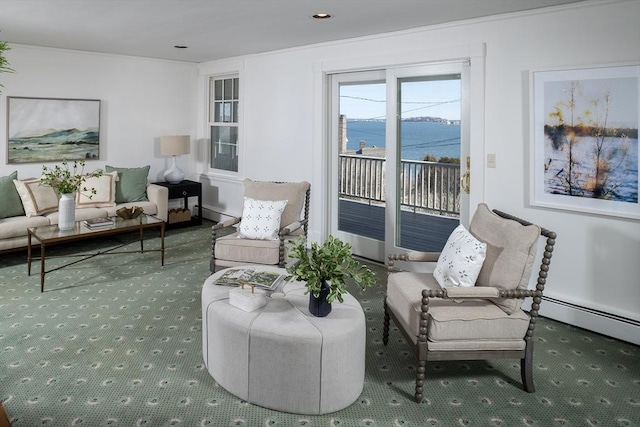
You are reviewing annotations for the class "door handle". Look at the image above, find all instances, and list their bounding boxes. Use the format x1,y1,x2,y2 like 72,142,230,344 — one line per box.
461,156,470,194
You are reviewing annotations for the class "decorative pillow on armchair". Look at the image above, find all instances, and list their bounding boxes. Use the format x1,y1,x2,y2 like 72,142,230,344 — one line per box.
434,224,487,288
238,197,288,240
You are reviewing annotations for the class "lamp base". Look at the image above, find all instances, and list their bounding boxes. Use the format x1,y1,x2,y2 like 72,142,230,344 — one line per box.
164,156,185,184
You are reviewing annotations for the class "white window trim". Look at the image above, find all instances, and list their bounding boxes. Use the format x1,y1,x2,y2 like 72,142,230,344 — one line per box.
207,73,241,177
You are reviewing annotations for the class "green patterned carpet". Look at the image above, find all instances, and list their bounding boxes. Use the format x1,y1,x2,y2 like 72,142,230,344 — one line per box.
1,221,638,426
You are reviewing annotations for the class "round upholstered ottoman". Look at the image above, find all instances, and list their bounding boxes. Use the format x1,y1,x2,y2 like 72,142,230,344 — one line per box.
201,266,366,415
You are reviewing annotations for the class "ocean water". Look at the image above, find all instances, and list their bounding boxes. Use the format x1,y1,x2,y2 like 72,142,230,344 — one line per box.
346,120,461,160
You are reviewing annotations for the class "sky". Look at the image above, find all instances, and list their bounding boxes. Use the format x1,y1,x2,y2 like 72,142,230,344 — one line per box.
544,77,638,129
340,78,461,121
8,98,100,137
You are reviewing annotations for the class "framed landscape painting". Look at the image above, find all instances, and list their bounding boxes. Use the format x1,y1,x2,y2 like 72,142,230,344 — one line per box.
7,97,101,164
530,64,639,219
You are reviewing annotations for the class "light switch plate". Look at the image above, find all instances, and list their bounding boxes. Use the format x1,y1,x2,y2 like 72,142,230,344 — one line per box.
487,153,496,168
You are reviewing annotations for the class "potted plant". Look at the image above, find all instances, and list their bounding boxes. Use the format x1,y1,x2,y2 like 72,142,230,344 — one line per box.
40,159,103,195
0,41,14,95
287,235,376,317
40,160,103,230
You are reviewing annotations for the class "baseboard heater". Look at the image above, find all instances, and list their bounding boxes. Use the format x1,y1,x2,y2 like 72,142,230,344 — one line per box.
199,205,237,223
539,296,640,345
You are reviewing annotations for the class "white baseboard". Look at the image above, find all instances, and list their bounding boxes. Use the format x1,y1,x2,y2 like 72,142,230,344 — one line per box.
537,297,640,345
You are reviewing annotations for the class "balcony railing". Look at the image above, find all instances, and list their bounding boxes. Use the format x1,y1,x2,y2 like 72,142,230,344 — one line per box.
338,154,461,216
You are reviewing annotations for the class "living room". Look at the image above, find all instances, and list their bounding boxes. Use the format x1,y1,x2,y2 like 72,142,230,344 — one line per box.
0,0,638,425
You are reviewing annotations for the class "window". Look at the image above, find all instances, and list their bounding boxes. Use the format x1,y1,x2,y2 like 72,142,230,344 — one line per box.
209,75,239,172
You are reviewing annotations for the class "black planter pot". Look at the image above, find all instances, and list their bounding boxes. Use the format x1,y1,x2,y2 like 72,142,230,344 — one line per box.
309,279,332,317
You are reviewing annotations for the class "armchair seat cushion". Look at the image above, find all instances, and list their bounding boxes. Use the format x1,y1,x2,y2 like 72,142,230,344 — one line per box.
215,232,282,265
386,271,529,350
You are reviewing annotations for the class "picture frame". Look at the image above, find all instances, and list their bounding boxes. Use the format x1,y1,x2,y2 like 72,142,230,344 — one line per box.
7,97,101,164
530,64,639,219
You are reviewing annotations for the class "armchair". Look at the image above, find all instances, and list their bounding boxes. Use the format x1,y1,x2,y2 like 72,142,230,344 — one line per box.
384,204,556,402
210,179,310,272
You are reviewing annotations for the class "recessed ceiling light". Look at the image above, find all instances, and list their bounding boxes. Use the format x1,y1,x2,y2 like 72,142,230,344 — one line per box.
312,13,331,19
174,45,188,49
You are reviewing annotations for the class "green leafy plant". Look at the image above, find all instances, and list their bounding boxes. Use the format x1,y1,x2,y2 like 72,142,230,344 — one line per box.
0,41,15,94
40,160,103,196
286,235,376,303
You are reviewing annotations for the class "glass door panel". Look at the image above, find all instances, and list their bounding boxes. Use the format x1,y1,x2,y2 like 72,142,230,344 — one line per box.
331,72,386,261
396,74,462,252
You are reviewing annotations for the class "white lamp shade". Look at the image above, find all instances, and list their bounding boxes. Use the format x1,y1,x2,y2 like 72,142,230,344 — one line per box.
160,135,190,156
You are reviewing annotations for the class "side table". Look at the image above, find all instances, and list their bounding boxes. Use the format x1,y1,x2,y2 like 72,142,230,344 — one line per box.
153,180,202,229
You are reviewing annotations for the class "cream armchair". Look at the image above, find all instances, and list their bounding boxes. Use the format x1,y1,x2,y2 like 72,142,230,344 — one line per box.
384,204,556,402
210,179,310,272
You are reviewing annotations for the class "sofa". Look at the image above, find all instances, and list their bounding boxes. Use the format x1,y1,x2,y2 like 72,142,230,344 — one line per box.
0,166,169,253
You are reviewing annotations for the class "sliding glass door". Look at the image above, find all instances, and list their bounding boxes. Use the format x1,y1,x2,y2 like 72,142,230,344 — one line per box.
330,62,469,262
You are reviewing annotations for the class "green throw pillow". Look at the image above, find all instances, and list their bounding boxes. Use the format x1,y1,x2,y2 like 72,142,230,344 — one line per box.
0,171,26,219
105,165,150,203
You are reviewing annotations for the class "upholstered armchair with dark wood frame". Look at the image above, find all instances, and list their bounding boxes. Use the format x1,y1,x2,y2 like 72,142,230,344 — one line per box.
383,204,556,403
210,179,311,272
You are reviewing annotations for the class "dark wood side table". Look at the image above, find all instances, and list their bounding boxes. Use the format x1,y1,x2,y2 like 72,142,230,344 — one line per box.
153,180,203,229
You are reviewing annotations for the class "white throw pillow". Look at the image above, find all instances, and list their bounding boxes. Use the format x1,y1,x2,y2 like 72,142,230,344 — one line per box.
433,224,487,288
238,197,288,240
76,171,117,208
13,178,59,217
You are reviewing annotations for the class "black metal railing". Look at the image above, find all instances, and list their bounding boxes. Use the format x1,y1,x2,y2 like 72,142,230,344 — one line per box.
338,154,460,216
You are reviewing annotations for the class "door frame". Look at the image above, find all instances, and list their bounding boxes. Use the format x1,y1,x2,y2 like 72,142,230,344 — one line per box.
313,44,486,254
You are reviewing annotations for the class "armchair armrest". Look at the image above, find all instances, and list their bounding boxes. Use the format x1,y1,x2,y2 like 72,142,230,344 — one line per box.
388,251,440,272
423,287,540,300
389,251,441,263
212,216,241,231
444,286,501,299
280,218,307,236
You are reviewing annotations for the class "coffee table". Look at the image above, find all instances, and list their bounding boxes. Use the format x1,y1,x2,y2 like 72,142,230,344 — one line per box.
27,214,165,292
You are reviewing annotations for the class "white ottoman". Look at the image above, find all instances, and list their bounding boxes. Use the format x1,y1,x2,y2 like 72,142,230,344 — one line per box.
201,266,366,415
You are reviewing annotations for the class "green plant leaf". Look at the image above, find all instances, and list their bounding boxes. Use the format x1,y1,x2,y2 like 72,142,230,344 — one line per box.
286,235,376,304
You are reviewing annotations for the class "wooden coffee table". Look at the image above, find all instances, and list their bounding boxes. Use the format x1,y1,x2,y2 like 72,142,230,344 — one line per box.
27,214,165,292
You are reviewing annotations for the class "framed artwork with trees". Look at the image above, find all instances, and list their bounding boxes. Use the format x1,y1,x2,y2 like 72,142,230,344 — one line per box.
530,63,639,219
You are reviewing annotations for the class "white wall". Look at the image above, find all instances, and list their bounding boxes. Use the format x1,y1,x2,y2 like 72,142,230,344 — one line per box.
0,45,198,182
198,0,640,342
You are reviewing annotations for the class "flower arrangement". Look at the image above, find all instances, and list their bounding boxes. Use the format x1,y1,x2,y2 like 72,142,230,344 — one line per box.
40,160,103,196
287,235,376,304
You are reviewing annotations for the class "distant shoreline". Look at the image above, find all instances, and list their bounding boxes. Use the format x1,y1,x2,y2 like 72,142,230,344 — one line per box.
346,120,461,161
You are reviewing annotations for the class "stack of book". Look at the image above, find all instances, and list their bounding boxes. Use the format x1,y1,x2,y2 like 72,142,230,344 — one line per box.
83,217,114,229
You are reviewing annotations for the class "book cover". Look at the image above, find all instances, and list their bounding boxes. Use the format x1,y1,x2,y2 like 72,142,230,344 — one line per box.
213,267,286,291
84,217,114,227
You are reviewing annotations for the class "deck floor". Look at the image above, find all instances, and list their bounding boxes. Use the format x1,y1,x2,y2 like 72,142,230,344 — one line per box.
338,199,458,253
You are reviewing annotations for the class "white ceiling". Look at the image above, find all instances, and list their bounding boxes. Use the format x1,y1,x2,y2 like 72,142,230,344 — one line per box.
1,0,589,63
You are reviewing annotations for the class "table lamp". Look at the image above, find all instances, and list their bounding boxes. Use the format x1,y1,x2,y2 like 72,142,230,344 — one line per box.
160,135,190,184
